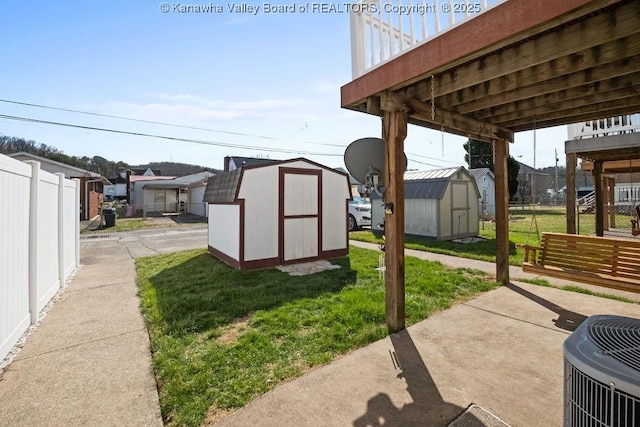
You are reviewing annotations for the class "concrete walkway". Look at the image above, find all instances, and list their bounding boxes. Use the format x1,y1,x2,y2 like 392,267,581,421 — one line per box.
1,229,639,426
0,226,207,426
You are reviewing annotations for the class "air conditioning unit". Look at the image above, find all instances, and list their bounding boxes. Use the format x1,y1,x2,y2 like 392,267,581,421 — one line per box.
564,315,640,426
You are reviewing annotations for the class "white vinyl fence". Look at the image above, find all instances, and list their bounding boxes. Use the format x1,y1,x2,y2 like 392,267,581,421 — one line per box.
1,154,80,362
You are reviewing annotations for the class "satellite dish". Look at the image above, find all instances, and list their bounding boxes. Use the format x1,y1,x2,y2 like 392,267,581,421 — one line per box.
344,137,407,191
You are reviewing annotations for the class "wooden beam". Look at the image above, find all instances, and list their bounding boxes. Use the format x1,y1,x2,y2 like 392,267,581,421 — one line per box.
494,139,510,284
472,75,640,121
581,159,640,173
594,161,605,237
505,103,640,131
366,96,381,115
427,0,640,99
482,85,640,125
382,110,407,333
566,152,577,234
438,39,640,113
380,91,514,143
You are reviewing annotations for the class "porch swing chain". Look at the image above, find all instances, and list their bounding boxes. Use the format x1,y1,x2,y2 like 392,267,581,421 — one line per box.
526,118,540,245
430,75,435,122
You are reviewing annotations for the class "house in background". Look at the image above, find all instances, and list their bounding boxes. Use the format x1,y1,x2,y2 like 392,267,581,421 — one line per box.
130,167,161,176
128,175,176,213
104,169,128,200
613,171,640,206
515,161,549,203
469,168,496,217
371,167,480,241
8,152,111,220
130,171,215,216
204,158,350,270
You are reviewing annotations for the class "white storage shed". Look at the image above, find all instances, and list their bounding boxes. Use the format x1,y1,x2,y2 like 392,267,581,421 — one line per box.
371,166,480,241
204,158,351,270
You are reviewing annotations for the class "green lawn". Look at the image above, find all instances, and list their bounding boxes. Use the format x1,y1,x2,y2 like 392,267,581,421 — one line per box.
81,217,179,234
136,246,498,426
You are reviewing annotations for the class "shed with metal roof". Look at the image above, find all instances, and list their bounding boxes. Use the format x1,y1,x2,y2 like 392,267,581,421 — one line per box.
203,158,351,270
371,166,480,240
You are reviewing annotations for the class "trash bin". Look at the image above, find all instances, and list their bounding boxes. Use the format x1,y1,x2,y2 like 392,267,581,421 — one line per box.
103,208,116,228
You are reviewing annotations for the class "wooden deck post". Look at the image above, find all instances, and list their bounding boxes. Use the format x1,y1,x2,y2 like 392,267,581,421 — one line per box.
494,138,510,284
607,177,616,229
566,152,577,234
383,110,407,332
594,161,604,237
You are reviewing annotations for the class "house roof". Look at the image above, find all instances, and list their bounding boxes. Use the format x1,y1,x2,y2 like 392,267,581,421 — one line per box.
227,156,276,170
141,171,216,189
8,152,111,184
204,158,348,203
517,161,548,177
203,168,242,203
129,175,176,183
372,167,476,200
404,167,460,181
130,168,161,176
469,168,494,181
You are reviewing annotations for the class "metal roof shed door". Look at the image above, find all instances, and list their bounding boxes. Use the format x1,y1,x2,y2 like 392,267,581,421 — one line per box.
451,182,469,237
279,168,321,264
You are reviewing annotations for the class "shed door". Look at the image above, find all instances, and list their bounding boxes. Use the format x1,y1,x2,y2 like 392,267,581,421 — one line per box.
279,169,321,263
451,182,469,236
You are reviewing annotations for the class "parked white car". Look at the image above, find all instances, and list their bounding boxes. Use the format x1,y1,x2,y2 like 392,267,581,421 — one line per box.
348,196,371,231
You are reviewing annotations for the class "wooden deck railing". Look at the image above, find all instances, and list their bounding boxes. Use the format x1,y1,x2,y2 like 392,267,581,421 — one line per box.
567,114,640,140
349,0,505,78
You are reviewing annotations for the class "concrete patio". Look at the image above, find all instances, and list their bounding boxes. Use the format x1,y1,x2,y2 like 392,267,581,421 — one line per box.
1,226,639,426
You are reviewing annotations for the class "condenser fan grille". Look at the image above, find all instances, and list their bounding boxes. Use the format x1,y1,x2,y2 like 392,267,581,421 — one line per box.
587,318,640,372
565,361,640,426
564,315,640,426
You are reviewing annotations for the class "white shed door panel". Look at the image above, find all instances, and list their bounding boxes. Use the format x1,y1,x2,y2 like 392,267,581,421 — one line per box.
284,218,319,261
451,182,469,235
281,170,320,263
284,174,318,216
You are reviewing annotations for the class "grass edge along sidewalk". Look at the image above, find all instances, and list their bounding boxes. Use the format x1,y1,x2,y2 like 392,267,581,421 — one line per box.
135,246,499,426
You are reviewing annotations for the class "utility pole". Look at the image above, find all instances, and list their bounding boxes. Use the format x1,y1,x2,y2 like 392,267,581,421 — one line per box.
555,148,559,199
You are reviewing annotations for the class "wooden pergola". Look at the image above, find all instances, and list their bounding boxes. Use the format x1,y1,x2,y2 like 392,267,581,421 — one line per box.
340,0,640,331
566,144,640,236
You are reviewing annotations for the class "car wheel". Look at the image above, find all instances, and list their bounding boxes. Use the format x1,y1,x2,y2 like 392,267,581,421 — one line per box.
348,214,357,231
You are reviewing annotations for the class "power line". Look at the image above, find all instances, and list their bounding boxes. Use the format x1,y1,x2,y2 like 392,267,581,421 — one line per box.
0,114,342,157
0,98,282,140
407,152,460,165
407,157,451,168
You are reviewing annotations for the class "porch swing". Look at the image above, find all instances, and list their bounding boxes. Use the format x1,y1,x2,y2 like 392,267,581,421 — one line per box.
518,138,640,292
630,160,640,236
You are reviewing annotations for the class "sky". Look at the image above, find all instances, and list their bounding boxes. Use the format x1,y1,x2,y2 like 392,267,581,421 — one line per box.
0,1,569,173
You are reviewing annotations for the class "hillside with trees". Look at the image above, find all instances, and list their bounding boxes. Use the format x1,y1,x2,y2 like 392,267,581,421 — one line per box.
0,135,216,177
